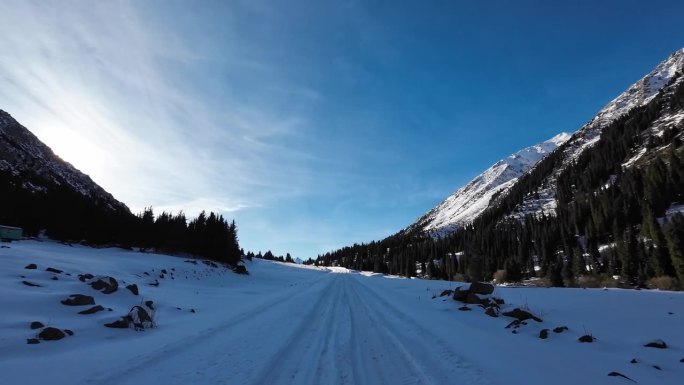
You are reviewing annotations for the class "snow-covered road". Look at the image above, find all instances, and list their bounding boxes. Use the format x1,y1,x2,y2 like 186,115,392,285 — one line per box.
89,272,488,385
2,241,683,385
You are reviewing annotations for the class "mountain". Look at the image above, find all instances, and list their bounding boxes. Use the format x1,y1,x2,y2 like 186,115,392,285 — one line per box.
0,110,128,212
408,132,571,237
507,48,684,220
0,110,132,240
317,48,684,287
408,48,684,237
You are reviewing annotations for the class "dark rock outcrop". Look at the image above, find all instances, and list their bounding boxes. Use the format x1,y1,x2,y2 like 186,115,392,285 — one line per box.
61,294,95,306
502,308,542,322
125,284,139,295
30,321,44,329
39,327,66,341
78,305,105,315
644,339,667,349
539,329,549,339
578,334,596,343
46,267,63,274
25,263,37,269
90,276,118,294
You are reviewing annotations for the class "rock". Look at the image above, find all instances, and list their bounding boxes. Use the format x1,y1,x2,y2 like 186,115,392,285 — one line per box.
51,276,58,281
61,294,95,306
553,326,568,333
539,329,549,339
644,339,667,349
484,306,499,317
22,280,42,287
90,276,119,294
653,365,661,370
458,306,472,311
465,292,485,305
78,273,94,282
680,358,684,363
234,265,249,275
161,269,167,274
505,320,522,329
25,264,37,269
439,289,453,297
469,282,494,295
128,305,155,330
64,329,74,336
78,305,105,315
30,321,44,329
27,338,40,344
578,334,596,343
452,287,468,302
149,280,159,287
512,330,518,334
46,267,63,274
105,318,130,329
630,358,638,364
184,259,198,265
125,284,139,296
144,300,154,310
39,327,66,341
607,372,636,383
502,308,543,322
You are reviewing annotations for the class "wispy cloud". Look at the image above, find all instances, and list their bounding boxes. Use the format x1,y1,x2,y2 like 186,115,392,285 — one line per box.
0,0,319,219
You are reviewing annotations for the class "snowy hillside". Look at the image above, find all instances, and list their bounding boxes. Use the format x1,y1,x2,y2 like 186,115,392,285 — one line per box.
0,110,127,212
409,132,571,237
508,48,684,220
1,240,683,385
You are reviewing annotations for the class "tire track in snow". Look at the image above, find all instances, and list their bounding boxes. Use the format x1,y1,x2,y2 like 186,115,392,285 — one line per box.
349,274,492,385
86,273,334,385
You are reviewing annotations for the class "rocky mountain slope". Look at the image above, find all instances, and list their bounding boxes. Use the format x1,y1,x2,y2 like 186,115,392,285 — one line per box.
0,109,128,213
408,133,571,237
409,48,684,236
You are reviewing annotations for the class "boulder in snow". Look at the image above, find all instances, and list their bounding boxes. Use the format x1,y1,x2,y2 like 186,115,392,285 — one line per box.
24,263,37,269
38,327,66,341
90,276,118,294
61,294,95,306
78,305,105,315
30,321,44,329
644,339,667,349
502,308,542,322
125,284,139,295
468,282,494,295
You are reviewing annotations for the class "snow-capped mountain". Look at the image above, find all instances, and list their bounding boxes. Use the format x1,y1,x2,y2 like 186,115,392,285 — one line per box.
508,48,684,220
409,48,684,237
408,132,571,237
0,109,128,212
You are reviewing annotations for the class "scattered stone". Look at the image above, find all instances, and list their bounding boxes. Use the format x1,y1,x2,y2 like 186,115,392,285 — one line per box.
553,326,568,333
30,321,44,329
144,300,154,310
27,338,40,344
149,280,159,287
502,308,543,322
39,327,66,341
630,358,639,364
22,280,42,287
159,274,165,279
105,318,130,329
128,306,155,330
653,365,661,370
468,282,494,295
458,306,472,311
607,372,636,383
578,334,596,343
680,358,684,363
505,320,522,329
51,276,58,281
512,330,518,334
60,294,95,306
64,329,74,336
143,272,150,276
25,264,37,270
125,284,139,296
644,339,667,349
485,306,499,317
78,273,94,282
439,289,454,297
90,276,119,294
539,329,549,339
45,267,63,274
161,269,167,274
190,309,196,313
78,305,105,315
668,312,673,315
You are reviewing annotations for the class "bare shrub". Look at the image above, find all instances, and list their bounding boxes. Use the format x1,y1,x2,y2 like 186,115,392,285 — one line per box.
577,275,602,288
646,276,679,291
493,269,507,283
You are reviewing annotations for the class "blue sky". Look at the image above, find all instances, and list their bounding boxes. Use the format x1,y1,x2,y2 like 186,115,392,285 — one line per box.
1,1,684,258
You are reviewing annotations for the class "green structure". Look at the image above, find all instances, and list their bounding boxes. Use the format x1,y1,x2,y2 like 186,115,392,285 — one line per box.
0,225,23,241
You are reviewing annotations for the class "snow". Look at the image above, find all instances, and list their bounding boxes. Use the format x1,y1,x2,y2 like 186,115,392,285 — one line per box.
1,240,683,385
411,133,571,237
